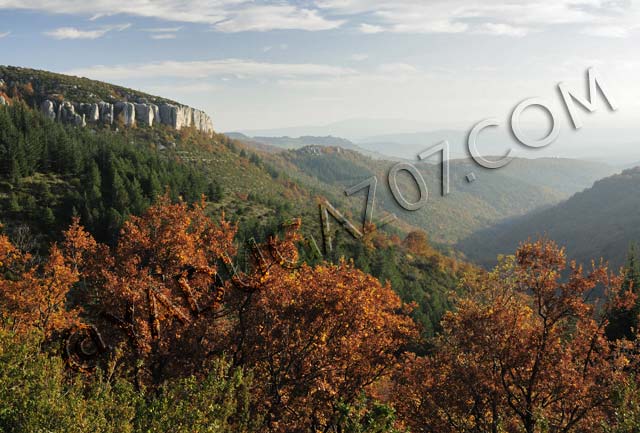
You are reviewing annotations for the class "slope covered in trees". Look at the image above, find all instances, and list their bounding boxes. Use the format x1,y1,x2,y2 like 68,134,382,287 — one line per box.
2,200,640,432
459,167,640,269
0,69,463,341
267,145,615,244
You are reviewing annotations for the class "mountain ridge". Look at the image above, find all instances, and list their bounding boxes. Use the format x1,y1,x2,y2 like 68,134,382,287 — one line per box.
0,65,213,134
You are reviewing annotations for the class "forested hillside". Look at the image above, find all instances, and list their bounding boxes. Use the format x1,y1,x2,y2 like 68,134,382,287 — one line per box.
0,68,465,342
261,145,615,244
459,167,640,268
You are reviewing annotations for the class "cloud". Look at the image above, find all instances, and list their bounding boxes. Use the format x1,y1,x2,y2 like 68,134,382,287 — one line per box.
214,5,342,32
0,31,9,38
150,33,177,40
44,23,130,39
142,26,181,40
476,23,528,37
0,0,343,32
321,0,640,37
64,59,356,81
142,26,183,33
147,82,220,95
359,23,383,34
263,43,288,52
2,0,638,36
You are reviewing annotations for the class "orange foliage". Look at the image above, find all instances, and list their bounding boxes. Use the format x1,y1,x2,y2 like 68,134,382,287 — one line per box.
393,239,632,433
0,234,80,337
234,259,418,431
55,195,418,430
62,195,237,383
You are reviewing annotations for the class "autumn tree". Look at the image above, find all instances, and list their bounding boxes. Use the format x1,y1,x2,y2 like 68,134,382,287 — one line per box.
61,194,237,383
0,232,79,337
232,232,418,432
394,240,633,433
56,195,419,431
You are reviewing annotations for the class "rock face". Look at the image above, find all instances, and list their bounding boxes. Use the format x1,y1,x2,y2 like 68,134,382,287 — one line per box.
134,102,155,126
98,102,114,125
38,99,213,135
41,100,56,120
78,103,100,123
115,102,136,127
57,102,86,127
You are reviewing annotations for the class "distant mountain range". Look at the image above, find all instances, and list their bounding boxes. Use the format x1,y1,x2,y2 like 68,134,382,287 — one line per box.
235,118,435,141
225,133,391,159
238,120,640,165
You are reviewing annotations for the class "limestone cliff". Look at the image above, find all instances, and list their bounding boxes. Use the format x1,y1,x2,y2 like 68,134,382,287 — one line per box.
0,65,214,135
37,98,213,134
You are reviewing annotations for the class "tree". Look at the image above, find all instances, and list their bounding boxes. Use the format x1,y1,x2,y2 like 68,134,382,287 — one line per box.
394,240,632,433
234,253,418,431
0,233,80,337
63,194,237,384
58,199,419,430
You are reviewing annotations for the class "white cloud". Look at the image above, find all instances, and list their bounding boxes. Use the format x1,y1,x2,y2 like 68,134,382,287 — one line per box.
142,26,183,33
214,5,342,32
150,33,177,39
263,43,289,52
0,0,342,32
147,82,220,94
476,23,528,37
0,31,9,38
64,58,356,80
44,23,130,39
322,0,640,37
1,0,638,36
359,23,383,34
351,53,369,61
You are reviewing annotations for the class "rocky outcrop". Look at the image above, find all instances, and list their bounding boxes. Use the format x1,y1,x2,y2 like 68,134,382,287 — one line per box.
157,103,213,133
134,102,156,126
38,98,213,135
98,102,114,125
78,103,100,123
193,109,214,135
57,101,86,127
115,102,136,127
41,100,56,120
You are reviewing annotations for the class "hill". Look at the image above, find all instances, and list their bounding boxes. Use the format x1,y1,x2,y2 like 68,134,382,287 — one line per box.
0,65,213,134
458,167,640,268
225,132,388,159
260,145,616,245
0,65,470,341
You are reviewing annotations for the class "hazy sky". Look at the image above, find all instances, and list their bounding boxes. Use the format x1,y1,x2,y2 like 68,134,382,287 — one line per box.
0,0,638,139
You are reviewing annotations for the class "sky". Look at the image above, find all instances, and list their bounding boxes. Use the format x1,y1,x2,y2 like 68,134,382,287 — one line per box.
0,0,639,152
